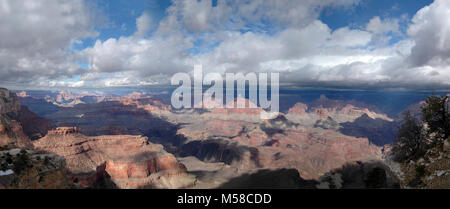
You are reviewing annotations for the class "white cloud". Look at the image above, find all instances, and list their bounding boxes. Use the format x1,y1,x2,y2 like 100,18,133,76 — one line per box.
134,12,153,37
162,0,361,33
328,27,372,47
75,0,450,89
367,16,400,35
366,16,402,45
0,0,97,84
1,0,450,90
80,34,193,76
407,0,450,67
77,0,365,87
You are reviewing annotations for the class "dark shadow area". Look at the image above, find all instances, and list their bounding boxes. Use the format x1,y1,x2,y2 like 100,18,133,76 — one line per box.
324,161,400,189
178,138,262,167
17,96,63,117
18,106,54,140
45,101,175,137
260,114,299,137
0,104,54,141
314,116,339,129
217,168,318,189
90,172,118,189
339,114,398,146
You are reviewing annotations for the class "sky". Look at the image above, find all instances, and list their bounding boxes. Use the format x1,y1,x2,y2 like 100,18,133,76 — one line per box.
0,0,449,90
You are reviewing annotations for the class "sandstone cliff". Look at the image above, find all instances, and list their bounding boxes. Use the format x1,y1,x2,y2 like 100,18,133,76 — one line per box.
33,127,195,189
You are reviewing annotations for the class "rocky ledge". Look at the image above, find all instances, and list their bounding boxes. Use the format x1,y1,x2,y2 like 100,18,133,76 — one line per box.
0,148,72,189
33,128,195,189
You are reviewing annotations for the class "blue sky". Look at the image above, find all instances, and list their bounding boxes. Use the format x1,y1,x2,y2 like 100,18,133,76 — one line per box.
115,2,423,41
74,0,171,49
320,0,433,30
75,0,433,51
1,0,449,90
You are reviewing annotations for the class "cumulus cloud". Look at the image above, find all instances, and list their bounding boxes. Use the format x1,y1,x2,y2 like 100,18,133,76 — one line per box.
328,27,372,47
134,12,153,37
366,16,402,45
80,35,193,76
78,0,365,85
407,0,450,67
162,0,361,33
74,0,450,89
0,0,97,86
1,0,450,90
366,16,400,35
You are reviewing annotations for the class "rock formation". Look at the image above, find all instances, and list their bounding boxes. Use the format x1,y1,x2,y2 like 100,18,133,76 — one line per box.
33,128,195,189
18,106,54,140
391,138,450,189
24,92,395,183
287,102,393,124
163,104,384,179
0,148,72,189
0,88,53,147
114,95,172,115
0,88,32,148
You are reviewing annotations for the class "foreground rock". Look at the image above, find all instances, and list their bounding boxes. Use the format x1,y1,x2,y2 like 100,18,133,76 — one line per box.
33,127,195,189
393,138,450,189
0,148,72,189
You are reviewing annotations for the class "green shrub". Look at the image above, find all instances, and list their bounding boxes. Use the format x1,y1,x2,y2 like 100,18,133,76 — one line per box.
392,111,428,162
422,95,449,141
12,152,32,174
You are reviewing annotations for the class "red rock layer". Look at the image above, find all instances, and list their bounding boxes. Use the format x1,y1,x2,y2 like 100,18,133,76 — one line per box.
33,129,190,188
231,128,382,179
0,119,31,148
177,117,382,179
114,93,172,113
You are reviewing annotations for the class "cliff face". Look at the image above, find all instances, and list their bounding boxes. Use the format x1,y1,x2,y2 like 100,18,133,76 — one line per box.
161,101,384,180
18,106,54,140
0,88,53,148
0,88,21,114
0,88,32,148
0,149,72,189
33,127,195,189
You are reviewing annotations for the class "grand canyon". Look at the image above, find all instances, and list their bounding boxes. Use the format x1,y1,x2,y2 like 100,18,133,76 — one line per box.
2,87,448,189
1,0,450,195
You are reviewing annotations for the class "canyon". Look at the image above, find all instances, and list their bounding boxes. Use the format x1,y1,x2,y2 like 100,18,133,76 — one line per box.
33,127,195,189
1,88,194,189
3,88,430,188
